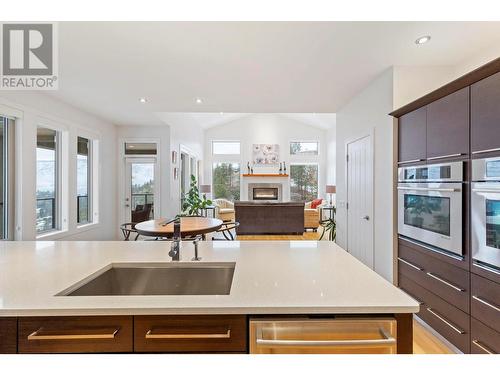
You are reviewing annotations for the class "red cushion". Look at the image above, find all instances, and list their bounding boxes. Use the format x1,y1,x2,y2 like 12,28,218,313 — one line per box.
310,199,323,209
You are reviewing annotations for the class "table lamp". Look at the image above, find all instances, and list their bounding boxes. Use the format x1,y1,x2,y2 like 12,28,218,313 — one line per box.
326,185,336,205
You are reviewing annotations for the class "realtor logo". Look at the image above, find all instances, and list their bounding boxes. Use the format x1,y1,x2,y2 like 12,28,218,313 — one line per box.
1,22,58,90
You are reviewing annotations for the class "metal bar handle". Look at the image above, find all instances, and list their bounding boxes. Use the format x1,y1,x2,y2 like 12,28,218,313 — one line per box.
398,257,424,271
426,308,465,334
472,147,500,155
28,328,119,341
472,295,500,312
426,153,465,161
145,329,231,339
472,340,495,354
397,159,425,165
426,272,465,292
397,187,459,192
256,331,396,347
472,188,500,194
473,261,500,275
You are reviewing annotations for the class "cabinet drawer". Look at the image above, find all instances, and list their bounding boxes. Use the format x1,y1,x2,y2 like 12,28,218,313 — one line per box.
398,274,470,353
134,315,247,353
471,318,500,354
0,318,17,353
398,244,469,313
18,316,133,353
471,274,500,332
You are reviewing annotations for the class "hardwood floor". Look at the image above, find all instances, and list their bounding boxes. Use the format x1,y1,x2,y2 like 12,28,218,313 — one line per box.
413,318,455,354
236,232,321,240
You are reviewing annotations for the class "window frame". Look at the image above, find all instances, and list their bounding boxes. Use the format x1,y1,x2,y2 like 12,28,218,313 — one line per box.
76,136,92,226
0,116,15,240
35,120,69,238
211,161,241,202
211,140,241,156
289,140,320,156
289,162,320,202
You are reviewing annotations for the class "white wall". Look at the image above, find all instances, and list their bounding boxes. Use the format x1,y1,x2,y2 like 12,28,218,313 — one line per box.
204,114,329,200
0,92,118,241
325,124,336,186
335,68,395,282
393,66,456,110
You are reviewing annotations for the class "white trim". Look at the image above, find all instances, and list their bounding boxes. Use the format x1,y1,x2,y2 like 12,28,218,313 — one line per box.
288,140,320,156
0,103,23,119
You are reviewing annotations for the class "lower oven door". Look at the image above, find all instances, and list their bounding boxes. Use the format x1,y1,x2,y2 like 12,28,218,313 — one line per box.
397,182,462,255
471,182,500,271
249,318,397,354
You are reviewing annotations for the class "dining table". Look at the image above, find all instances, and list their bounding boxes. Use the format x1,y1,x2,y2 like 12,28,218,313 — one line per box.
134,217,223,239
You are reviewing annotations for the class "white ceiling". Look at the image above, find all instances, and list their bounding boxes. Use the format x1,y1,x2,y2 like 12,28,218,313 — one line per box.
49,21,500,126
156,113,336,130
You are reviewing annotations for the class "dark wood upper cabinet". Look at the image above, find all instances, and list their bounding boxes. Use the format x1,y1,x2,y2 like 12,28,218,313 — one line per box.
426,87,469,160
471,71,500,154
398,106,427,163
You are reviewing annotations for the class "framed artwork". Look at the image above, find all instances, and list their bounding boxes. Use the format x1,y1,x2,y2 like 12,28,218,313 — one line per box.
252,144,280,165
173,167,178,180
171,150,177,164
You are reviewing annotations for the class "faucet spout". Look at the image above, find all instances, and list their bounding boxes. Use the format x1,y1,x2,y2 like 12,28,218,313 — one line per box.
165,217,181,261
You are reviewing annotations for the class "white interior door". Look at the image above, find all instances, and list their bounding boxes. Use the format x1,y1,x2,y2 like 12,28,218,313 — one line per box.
346,134,374,269
124,158,158,223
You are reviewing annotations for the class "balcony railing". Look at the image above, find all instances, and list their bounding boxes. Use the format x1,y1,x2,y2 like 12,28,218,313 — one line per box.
77,195,89,224
36,197,55,233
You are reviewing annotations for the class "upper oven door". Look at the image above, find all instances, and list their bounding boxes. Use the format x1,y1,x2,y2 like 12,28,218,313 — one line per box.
397,182,463,255
471,182,500,270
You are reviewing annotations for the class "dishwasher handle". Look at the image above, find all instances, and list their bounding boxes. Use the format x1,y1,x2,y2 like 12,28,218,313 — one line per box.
255,327,396,347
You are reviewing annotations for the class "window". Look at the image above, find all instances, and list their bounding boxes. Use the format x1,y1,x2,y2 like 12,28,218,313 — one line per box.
77,136,91,224
290,164,319,202
212,162,240,201
36,127,59,233
290,141,319,156
212,141,240,155
0,116,14,240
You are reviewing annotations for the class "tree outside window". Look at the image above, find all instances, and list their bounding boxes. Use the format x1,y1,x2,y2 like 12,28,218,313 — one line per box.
290,164,318,202
212,162,240,201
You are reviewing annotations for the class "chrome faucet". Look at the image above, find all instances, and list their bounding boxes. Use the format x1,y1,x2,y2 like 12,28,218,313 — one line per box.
162,217,181,261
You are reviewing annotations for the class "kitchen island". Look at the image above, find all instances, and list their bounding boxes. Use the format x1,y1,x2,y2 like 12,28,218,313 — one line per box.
0,241,419,354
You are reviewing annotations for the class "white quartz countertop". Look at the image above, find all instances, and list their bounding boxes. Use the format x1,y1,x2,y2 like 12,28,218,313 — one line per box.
0,241,419,316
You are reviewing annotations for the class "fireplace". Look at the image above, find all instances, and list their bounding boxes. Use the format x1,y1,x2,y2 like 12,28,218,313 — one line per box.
248,183,282,202
253,187,279,201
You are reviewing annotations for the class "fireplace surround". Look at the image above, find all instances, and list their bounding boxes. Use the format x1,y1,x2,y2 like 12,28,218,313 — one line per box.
248,183,282,202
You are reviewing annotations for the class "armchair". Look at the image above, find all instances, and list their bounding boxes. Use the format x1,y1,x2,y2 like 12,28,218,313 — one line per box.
213,198,236,222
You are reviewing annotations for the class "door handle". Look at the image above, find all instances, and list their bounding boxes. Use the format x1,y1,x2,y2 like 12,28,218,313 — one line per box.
125,204,130,207
362,215,369,221
145,329,231,339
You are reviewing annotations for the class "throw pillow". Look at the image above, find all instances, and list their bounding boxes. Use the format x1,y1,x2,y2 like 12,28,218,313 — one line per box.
310,198,323,209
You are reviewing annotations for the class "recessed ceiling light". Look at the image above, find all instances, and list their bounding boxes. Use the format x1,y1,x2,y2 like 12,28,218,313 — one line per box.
220,112,224,115
195,97,203,104
139,97,147,103
415,35,431,45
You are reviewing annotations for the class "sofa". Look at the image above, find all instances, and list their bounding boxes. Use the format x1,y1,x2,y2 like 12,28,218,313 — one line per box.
213,198,236,222
235,201,305,234
304,199,325,231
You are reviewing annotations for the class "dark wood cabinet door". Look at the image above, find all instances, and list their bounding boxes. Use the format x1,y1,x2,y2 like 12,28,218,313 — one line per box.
398,107,427,163
426,87,469,160
471,71,500,154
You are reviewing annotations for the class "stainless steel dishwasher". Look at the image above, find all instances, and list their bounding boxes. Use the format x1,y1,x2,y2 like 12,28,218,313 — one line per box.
249,317,397,354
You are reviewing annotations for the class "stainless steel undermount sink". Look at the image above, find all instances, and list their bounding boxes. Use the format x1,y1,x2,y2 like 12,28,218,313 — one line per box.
57,262,235,296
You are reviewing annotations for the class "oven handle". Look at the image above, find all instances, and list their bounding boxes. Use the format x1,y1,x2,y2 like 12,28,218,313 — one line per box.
471,188,500,194
397,187,459,193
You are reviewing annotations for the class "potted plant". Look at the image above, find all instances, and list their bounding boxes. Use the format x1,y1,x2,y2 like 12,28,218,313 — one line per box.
181,175,213,216
319,206,336,241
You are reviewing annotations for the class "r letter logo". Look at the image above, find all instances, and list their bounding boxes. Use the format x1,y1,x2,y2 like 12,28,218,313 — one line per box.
1,23,58,90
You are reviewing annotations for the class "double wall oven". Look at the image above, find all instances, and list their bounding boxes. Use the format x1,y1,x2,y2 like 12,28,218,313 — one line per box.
471,156,500,272
397,161,464,256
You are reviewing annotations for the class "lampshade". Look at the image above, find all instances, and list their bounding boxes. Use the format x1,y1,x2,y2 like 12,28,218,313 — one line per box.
326,185,336,194
200,184,211,193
